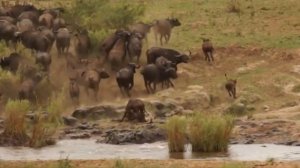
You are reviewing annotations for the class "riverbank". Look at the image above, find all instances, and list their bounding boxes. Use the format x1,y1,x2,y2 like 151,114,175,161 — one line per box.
0,160,299,168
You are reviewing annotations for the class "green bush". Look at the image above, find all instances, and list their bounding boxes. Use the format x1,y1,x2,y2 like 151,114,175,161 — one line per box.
188,113,234,152
165,116,187,152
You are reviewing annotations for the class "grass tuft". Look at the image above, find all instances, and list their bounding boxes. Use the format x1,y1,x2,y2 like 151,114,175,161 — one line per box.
113,159,130,168
165,116,187,152
188,113,234,152
57,157,72,168
47,88,67,125
29,113,56,148
2,100,30,145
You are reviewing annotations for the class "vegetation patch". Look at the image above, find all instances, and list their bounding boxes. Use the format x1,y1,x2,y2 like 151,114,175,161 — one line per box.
165,114,234,153
188,114,234,152
0,100,57,148
165,116,187,152
0,100,30,146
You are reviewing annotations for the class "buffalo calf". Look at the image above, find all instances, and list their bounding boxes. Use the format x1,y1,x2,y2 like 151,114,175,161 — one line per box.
225,74,237,99
121,99,146,122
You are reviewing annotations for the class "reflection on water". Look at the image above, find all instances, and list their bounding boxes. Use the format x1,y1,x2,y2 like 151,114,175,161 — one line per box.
0,139,299,161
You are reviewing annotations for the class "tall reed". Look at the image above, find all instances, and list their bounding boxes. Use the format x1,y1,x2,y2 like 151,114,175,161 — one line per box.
188,113,234,152
165,116,187,152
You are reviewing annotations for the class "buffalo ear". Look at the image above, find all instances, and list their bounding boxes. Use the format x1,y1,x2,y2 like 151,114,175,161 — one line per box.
135,64,141,69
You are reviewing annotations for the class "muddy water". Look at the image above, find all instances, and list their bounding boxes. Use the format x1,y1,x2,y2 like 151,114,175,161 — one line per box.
0,140,299,161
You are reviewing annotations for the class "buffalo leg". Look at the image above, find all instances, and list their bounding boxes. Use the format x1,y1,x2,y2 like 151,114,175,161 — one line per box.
227,90,232,97
152,82,157,93
121,110,128,122
210,52,214,62
125,87,131,97
205,53,208,61
168,79,174,88
165,33,170,44
233,88,237,99
160,35,164,46
144,80,150,94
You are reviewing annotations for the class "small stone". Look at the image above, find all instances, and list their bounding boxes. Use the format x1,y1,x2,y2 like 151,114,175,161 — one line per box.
63,116,78,126
244,139,254,144
77,123,91,130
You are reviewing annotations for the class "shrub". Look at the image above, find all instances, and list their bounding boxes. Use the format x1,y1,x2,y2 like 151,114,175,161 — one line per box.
29,113,56,148
165,116,187,152
3,100,30,145
188,113,234,152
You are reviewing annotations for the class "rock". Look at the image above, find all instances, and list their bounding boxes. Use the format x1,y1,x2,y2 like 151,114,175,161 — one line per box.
150,100,177,118
155,88,175,98
102,126,165,144
225,103,247,116
281,101,298,108
77,123,92,130
91,129,102,135
70,133,91,139
292,65,300,74
246,106,256,111
72,105,121,120
187,85,204,90
276,140,298,146
292,142,300,146
182,91,211,109
244,139,255,144
63,116,78,126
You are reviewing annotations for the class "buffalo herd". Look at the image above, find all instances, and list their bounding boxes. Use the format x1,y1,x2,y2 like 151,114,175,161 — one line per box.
0,3,236,112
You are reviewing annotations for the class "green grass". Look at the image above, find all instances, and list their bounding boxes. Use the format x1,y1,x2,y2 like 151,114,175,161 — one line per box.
188,113,234,152
165,116,187,152
143,0,300,49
